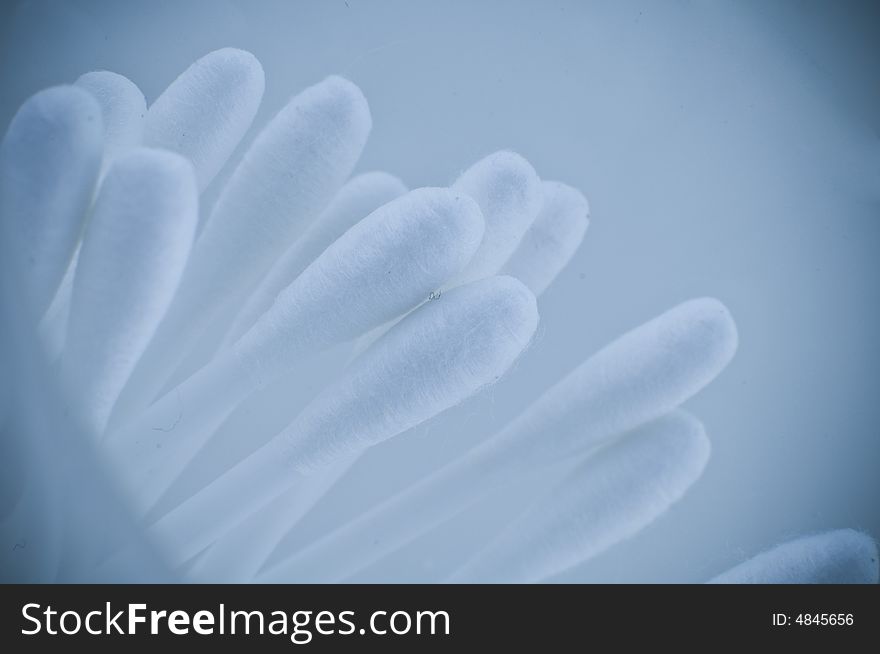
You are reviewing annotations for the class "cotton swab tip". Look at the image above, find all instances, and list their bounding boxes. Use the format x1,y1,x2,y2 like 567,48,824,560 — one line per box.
710,529,879,584
0,85,103,316
75,71,146,166
452,150,543,284
278,275,539,472
145,47,264,190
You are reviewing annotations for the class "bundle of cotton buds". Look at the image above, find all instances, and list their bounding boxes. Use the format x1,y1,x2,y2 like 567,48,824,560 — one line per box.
1,48,876,584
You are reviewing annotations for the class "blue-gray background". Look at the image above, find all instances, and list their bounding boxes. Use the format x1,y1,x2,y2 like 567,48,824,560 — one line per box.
1,0,878,582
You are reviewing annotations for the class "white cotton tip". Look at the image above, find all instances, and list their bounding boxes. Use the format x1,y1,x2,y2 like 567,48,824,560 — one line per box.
481,297,738,469
38,74,147,356
346,167,558,360
75,71,146,169
0,86,103,317
709,529,879,584
144,47,264,190
256,297,736,583
198,75,371,289
236,188,484,366
450,411,710,583
451,151,543,285
145,276,537,565
278,275,538,471
342,153,542,358
108,188,483,510
116,75,371,422
60,148,197,436
223,171,408,347
501,180,590,296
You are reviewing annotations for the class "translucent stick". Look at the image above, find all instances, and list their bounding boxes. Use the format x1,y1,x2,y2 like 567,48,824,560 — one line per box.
38,250,78,361
709,529,879,584
449,411,709,582
107,188,484,511
60,149,198,436
187,456,356,582
142,276,538,566
258,297,737,582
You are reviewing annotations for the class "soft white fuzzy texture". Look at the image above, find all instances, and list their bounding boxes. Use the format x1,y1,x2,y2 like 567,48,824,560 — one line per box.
281,179,591,548
144,48,264,191
709,529,879,584
203,175,589,574
0,86,103,317
75,71,146,171
257,297,736,582
346,151,543,358
204,174,589,570
147,276,538,565
108,188,484,510
188,455,356,582
222,171,408,347
450,151,543,285
476,297,737,469
60,149,197,436
235,188,483,372
450,411,710,582
115,75,371,426
501,180,590,296
38,73,148,359
278,275,538,471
